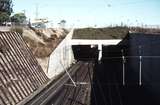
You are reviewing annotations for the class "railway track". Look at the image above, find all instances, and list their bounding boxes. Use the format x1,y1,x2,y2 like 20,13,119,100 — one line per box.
24,61,94,105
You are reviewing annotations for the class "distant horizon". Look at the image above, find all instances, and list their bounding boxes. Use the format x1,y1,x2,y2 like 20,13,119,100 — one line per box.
70,23,160,29
13,0,160,28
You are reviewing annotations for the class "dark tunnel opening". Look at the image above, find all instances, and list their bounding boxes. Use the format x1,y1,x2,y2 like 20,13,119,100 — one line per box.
72,45,99,61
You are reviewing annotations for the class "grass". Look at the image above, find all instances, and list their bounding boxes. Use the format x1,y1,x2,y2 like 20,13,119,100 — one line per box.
73,26,160,39
73,26,129,39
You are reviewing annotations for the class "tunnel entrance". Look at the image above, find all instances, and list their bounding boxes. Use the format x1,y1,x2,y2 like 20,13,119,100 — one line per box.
72,45,98,61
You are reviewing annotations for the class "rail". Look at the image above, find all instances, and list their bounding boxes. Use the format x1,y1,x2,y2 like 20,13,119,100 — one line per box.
24,61,94,105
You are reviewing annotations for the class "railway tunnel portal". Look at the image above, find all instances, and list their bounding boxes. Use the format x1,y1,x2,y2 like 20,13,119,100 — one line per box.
2,29,160,105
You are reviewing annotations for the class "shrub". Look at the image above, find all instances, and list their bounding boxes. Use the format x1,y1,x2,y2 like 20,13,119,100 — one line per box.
10,27,23,35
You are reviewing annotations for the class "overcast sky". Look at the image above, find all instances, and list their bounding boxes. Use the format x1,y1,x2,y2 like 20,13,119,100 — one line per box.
13,0,160,28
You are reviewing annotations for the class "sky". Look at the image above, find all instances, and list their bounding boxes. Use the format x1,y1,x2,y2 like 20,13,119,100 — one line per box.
13,0,160,28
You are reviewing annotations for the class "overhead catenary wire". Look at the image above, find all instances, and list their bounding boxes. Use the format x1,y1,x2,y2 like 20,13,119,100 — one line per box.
71,64,90,105
56,64,92,105
77,56,160,60
59,61,77,87
58,62,93,105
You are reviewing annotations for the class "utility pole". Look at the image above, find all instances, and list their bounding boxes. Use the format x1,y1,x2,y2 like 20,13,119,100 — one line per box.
22,9,26,15
35,4,39,19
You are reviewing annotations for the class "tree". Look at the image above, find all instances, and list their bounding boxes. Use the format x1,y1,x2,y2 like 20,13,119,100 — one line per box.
11,13,26,25
58,20,66,28
0,12,10,24
0,0,13,14
0,0,13,24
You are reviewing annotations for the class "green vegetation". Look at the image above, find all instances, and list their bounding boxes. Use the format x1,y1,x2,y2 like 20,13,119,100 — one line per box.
11,13,26,25
58,20,66,28
73,26,160,39
0,12,10,24
73,27,129,39
0,0,13,24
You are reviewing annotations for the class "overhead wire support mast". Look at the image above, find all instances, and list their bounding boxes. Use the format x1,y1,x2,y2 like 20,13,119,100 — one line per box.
139,46,142,86
121,49,125,86
139,56,142,86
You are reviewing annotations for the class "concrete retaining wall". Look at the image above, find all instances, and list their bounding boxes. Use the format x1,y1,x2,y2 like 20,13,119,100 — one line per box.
47,29,75,78
0,26,11,31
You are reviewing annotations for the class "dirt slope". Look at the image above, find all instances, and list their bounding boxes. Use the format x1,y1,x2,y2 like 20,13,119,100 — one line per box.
22,28,69,73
